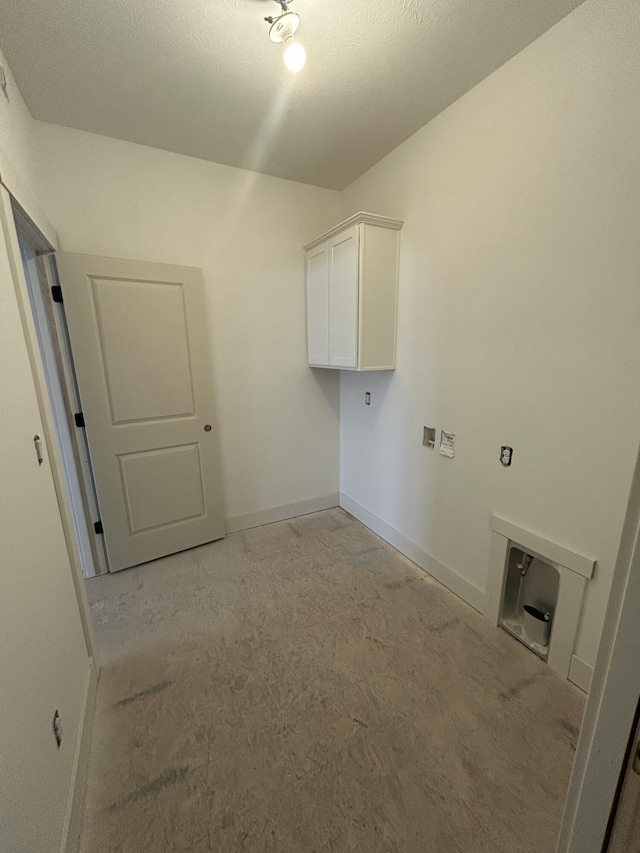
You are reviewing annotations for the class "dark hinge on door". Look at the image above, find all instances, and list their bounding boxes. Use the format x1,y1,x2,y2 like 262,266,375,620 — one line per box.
94,520,104,535
74,412,85,428
51,285,63,303
632,739,640,776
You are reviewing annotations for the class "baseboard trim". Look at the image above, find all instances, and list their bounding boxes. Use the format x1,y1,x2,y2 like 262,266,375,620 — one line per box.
340,493,486,614
225,493,340,535
60,658,97,853
568,654,593,694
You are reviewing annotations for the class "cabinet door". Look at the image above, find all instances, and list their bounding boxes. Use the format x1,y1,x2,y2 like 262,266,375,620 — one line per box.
329,226,359,367
306,244,330,365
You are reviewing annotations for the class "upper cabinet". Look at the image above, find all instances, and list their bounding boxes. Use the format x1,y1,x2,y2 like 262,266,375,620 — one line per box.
304,212,404,371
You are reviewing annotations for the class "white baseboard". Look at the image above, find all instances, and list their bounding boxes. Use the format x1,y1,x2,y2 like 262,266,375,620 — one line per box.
225,493,340,535
339,493,486,613
568,654,593,694
60,658,98,853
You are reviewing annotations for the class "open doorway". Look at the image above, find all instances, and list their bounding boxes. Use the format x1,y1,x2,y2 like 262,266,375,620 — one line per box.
12,207,227,576
13,201,108,578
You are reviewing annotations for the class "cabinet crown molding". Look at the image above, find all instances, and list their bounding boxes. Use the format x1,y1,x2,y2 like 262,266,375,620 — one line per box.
304,212,404,252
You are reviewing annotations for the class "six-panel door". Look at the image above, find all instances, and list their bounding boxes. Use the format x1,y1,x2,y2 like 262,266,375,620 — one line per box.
55,253,226,571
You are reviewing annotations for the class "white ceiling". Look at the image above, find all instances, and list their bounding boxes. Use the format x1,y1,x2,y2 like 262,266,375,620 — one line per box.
1,0,585,190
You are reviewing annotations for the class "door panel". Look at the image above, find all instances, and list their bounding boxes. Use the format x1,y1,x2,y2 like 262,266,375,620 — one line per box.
306,245,329,365
329,226,359,367
119,444,205,533
93,278,195,423
55,253,225,571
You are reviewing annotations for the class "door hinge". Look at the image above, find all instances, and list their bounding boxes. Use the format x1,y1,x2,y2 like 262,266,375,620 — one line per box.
51,284,63,303
94,520,104,535
74,412,85,428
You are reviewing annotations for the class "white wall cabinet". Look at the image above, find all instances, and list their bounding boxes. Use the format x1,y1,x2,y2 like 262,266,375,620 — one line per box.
304,212,403,370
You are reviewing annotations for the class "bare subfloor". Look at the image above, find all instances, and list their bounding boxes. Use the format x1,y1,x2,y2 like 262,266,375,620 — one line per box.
81,508,583,853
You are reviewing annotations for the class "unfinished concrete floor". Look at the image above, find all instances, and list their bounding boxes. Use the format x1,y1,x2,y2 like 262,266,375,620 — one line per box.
81,508,584,853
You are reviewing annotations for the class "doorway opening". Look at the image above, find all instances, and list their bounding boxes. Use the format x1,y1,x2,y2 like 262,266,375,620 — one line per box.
13,201,108,578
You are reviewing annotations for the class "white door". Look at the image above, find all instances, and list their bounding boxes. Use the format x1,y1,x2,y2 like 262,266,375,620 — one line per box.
306,243,330,365
329,226,359,368
55,253,225,572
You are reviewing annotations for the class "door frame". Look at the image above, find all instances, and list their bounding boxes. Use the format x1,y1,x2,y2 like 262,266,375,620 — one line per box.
16,213,108,579
606,699,640,850
556,443,640,852
0,183,95,660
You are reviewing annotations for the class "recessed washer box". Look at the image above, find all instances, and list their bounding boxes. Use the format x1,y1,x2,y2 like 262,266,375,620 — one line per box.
484,515,596,687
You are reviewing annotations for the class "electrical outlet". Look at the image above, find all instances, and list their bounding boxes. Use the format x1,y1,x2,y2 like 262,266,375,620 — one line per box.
500,446,513,467
52,709,62,748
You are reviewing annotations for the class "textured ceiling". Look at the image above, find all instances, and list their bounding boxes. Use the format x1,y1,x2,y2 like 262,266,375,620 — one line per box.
1,0,585,189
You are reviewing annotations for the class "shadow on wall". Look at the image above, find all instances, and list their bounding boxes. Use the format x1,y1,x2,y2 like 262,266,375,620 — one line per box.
310,367,341,421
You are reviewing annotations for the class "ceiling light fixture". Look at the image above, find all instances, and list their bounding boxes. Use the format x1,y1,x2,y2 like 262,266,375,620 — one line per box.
265,1,307,73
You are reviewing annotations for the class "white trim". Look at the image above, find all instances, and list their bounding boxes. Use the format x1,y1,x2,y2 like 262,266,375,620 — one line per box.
556,449,640,853
309,364,396,372
490,514,596,579
304,211,404,251
568,655,593,694
340,493,486,612
19,244,100,580
225,493,340,534
60,659,97,853
43,253,108,576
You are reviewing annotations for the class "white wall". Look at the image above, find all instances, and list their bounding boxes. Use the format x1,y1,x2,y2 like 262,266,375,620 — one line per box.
34,124,341,522
0,50,92,853
339,0,640,668
0,45,37,189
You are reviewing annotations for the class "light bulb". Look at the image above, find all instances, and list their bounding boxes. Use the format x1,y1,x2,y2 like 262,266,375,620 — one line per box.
283,39,306,73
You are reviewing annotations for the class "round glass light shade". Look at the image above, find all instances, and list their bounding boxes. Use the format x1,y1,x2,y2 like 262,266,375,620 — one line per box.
284,41,306,73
